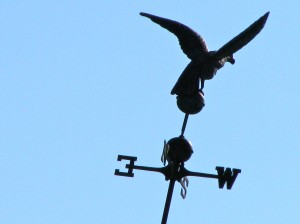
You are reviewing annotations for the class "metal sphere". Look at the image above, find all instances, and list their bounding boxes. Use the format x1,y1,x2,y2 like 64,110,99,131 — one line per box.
176,92,205,114
166,137,193,163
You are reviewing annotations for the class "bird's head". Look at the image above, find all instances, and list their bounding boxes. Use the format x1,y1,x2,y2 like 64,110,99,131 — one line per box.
209,51,235,66
226,54,235,64
215,54,235,69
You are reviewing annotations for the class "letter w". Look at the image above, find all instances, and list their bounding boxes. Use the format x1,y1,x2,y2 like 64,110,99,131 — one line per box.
216,167,241,190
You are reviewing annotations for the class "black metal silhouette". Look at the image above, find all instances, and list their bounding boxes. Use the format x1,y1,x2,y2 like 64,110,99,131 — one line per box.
140,12,269,96
114,11,269,224
115,137,241,224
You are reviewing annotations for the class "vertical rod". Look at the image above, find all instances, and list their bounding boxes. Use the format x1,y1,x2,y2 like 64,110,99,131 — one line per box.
180,113,189,137
161,178,176,224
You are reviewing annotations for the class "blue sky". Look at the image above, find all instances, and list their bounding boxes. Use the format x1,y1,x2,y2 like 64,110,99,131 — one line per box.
1,1,299,224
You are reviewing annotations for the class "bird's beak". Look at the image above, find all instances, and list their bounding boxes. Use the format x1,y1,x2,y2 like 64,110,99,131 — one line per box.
229,58,235,64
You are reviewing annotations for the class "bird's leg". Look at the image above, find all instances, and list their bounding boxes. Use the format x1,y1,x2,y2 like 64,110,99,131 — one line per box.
199,79,205,95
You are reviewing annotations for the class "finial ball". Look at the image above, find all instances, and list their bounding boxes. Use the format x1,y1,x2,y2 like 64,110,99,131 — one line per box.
176,92,205,114
166,137,193,163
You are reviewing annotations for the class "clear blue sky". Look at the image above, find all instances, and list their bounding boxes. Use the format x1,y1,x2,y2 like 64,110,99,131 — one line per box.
1,1,299,224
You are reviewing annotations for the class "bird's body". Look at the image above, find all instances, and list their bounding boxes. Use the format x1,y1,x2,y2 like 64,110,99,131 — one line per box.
140,12,269,96
174,51,232,95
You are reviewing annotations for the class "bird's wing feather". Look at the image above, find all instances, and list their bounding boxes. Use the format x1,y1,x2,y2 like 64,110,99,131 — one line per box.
213,12,270,61
140,12,208,60
171,61,200,95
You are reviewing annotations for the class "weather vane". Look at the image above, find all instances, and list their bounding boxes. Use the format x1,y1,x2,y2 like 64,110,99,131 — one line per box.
115,11,269,224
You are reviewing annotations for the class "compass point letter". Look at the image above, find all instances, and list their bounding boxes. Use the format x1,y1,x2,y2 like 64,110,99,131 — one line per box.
216,166,241,189
114,155,137,177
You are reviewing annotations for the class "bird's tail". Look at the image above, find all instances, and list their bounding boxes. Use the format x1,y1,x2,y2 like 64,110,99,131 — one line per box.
171,62,200,96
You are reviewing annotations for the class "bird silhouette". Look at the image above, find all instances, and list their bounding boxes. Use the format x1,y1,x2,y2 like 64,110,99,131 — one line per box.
140,12,269,96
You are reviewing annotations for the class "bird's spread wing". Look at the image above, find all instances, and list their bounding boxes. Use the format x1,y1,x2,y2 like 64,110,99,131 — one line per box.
140,12,208,60
212,12,270,61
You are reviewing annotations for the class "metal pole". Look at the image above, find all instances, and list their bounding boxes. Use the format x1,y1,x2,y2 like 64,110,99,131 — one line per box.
161,178,176,224
180,113,189,137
